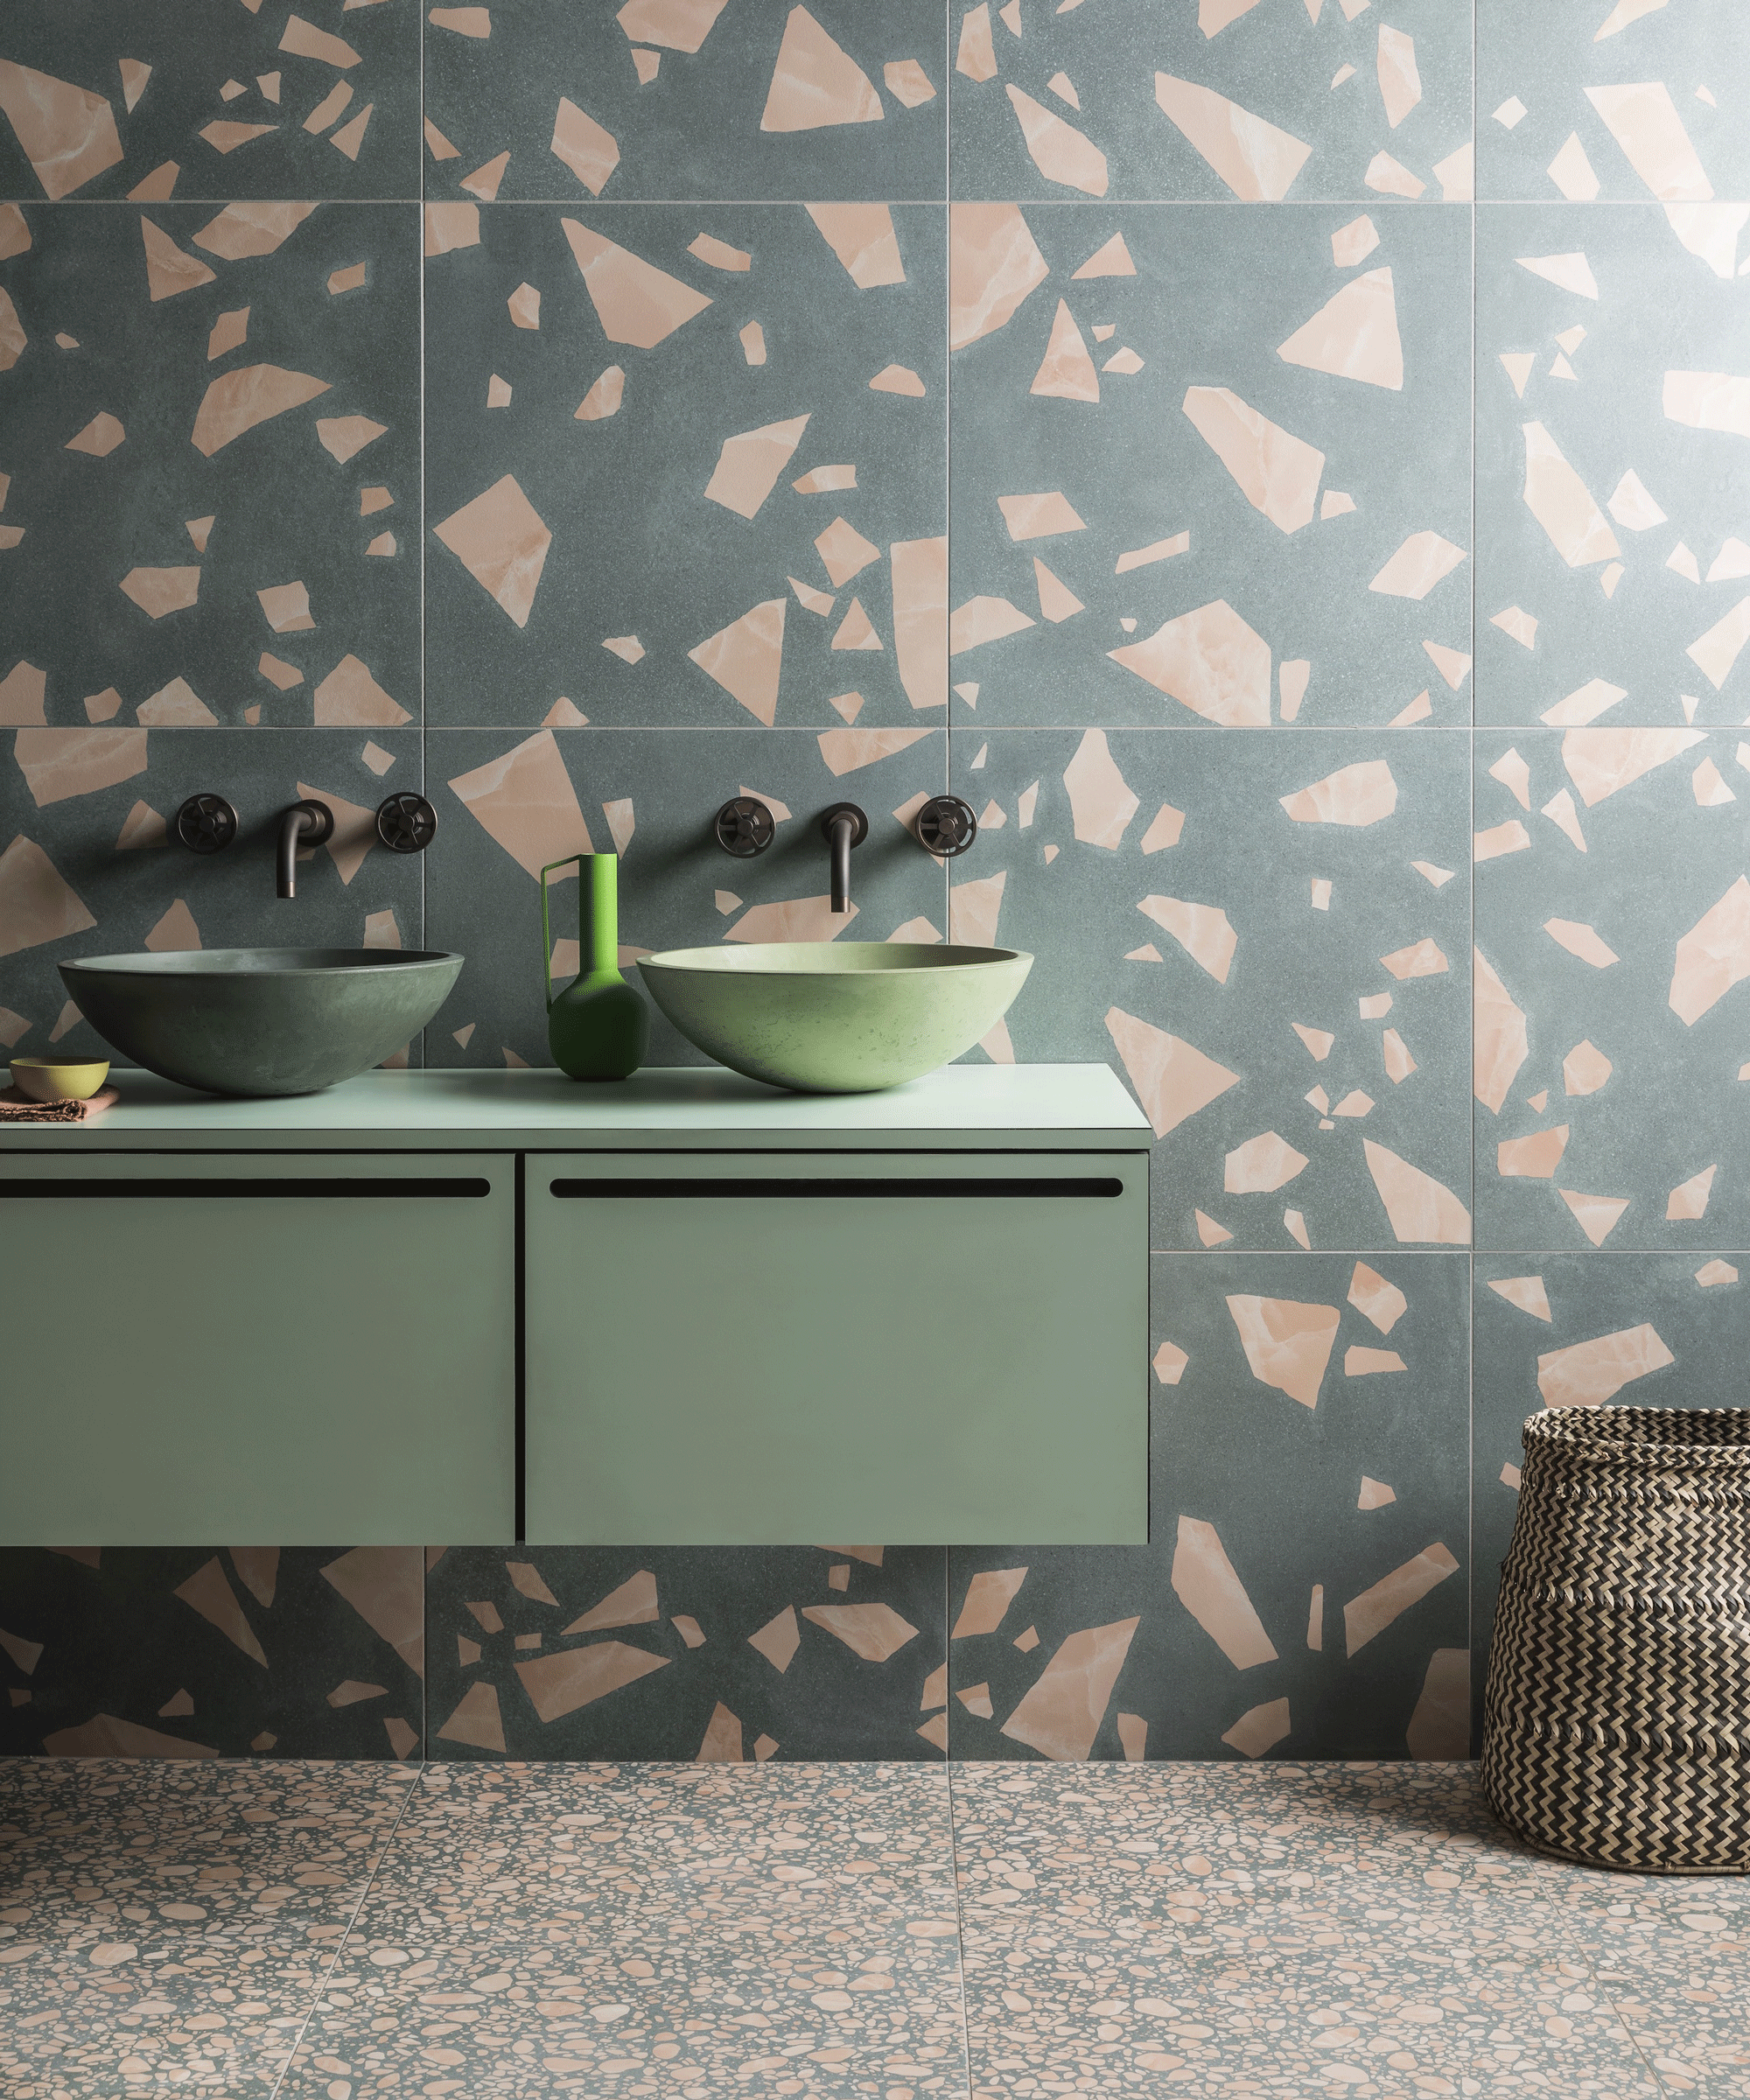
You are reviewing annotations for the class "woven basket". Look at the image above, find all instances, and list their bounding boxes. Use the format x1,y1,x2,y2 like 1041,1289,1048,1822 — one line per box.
1482,1405,1750,1875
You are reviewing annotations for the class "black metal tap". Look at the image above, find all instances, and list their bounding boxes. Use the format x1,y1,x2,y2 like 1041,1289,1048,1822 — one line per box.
276,800,333,899
819,803,867,914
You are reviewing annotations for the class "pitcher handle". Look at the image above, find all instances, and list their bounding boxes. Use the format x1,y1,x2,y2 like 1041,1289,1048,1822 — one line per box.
538,854,584,1012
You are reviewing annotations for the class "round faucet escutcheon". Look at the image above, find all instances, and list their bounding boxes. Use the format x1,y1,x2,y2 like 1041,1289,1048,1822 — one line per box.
174,794,239,854
713,796,775,858
376,792,438,854
915,795,979,858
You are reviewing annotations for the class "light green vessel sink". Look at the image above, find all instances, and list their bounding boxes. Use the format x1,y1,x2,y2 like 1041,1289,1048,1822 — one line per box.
637,942,1032,1095
60,948,464,1098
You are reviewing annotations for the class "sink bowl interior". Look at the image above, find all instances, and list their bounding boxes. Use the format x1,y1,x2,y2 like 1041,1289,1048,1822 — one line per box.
60,948,465,1099
638,942,1032,1094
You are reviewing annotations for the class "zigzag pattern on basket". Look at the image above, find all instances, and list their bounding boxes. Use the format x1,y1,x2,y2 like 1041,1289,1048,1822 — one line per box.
1481,1405,1750,1876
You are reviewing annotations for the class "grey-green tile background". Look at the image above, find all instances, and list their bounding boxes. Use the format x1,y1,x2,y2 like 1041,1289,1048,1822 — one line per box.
6,0,1750,1766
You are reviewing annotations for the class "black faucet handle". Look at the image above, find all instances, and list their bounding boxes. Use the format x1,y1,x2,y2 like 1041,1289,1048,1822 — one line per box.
916,794,978,858
174,793,238,854
376,791,438,853
714,795,775,858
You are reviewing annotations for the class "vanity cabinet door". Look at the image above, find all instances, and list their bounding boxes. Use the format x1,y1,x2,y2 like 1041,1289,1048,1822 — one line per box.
524,1151,1147,1544
0,1154,514,1544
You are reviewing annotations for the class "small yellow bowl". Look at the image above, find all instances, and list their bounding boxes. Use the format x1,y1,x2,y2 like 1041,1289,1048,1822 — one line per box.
10,1055,111,1102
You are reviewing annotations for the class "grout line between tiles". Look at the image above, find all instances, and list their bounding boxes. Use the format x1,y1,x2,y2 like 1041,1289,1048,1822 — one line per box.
945,1755,976,2100
266,1763,424,2100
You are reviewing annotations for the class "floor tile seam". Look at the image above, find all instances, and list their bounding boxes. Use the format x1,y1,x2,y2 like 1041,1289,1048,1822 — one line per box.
945,1754,977,2100
264,1762,424,2100
1575,1936,1678,2099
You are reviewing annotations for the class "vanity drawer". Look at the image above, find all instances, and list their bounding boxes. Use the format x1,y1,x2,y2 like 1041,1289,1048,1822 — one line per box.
523,1150,1147,1544
0,1154,514,1544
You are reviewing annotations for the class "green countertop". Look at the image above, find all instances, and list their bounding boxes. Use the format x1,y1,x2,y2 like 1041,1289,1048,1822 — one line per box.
0,1064,1152,1153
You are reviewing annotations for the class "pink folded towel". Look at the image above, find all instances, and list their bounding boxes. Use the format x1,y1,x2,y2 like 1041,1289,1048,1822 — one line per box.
0,1085,121,1123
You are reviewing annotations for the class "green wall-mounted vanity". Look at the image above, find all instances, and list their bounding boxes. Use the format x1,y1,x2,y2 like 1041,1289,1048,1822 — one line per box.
0,1067,1151,1547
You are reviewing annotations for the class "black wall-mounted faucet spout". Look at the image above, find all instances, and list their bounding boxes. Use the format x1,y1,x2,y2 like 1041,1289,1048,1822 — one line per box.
276,799,333,899
820,802,868,915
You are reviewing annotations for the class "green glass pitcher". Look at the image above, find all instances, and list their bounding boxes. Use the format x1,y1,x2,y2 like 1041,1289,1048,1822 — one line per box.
540,853,648,1081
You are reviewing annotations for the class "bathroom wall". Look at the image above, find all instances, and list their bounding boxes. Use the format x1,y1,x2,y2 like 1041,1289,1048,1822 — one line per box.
4,1,1750,1767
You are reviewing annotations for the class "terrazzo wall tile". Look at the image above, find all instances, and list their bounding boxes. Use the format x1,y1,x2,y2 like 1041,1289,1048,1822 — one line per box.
0,727,427,1066
955,729,1471,1250
0,200,421,732
948,202,1472,729
947,1251,1470,1765
1475,203,1750,730
424,1547,948,1761
1473,726,1750,1254
423,0,948,202
1477,0,1750,204
948,0,1474,205
1472,1254,1750,1744
424,202,946,732
0,1547,426,1760
424,726,948,1067
0,4,419,203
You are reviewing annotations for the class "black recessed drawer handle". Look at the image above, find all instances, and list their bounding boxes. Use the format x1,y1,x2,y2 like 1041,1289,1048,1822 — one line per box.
0,1179,492,1200
549,1178,1125,1200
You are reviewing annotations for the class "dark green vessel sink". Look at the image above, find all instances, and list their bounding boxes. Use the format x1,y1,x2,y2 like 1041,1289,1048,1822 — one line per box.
59,948,464,1098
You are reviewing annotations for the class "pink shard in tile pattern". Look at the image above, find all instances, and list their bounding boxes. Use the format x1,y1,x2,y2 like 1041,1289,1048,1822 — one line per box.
1182,386,1325,534
1152,1341,1188,1386
889,537,948,711
1376,26,1421,128
817,726,931,777
1490,1275,1552,1321
1664,370,1750,440
0,835,96,957
1368,532,1466,599
42,1715,217,1758
141,217,216,302
66,412,126,457
120,567,200,619
1586,82,1712,201
689,598,787,723
551,98,620,194
1031,298,1099,401
1277,269,1404,389
1332,215,1379,268
1380,937,1447,979
173,1557,266,1665
136,677,216,724
1073,232,1135,280
1062,729,1138,847
1225,1132,1308,1193
313,657,409,727
998,491,1085,542
728,895,855,942
0,60,123,200
804,204,905,289
617,0,727,50
1407,1649,1471,1758
1109,599,1270,724
1670,875,1750,1025
562,1570,659,1632
800,1603,918,1661
1364,1140,1471,1243
1498,1125,1569,1178
193,202,316,261
433,474,551,628
316,416,387,465
1558,1189,1630,1245
1561,725,1704,806
192,365,331,457
1172,1516,1278,1664
704,414,811,519
515,1642,668,1723
952,1567,1027,1637
562,219,712,346
424,201,480,256
949,596,1034,654
206,307,248,358
1279,760,1396,826
1667,1163,1715,1220
816,514,879,586
956,4,998,84
1544,917,1618,968
13,728,147,809
1687,595,1750,690
761,7,882,131
1103,1007,1240,1136
1349,1262,1407,1334
1537,1323,1673,1408
1225,1296,1339,1409
1474,948,1529,1113
1152,74,1311,200
949,205,1049,350
1222,1697,1291,1757
449,730,593,878
947,871,1004,948
1343,1543,1459,1656
1521,422,1619,568
144,899,200,952
1698,1259,1738,1287
576,366,625,421
321,1548,424,1676
885,60,935,107
1001,1618,1139,1759
1139,895,1236,981
1005,85,1108,195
